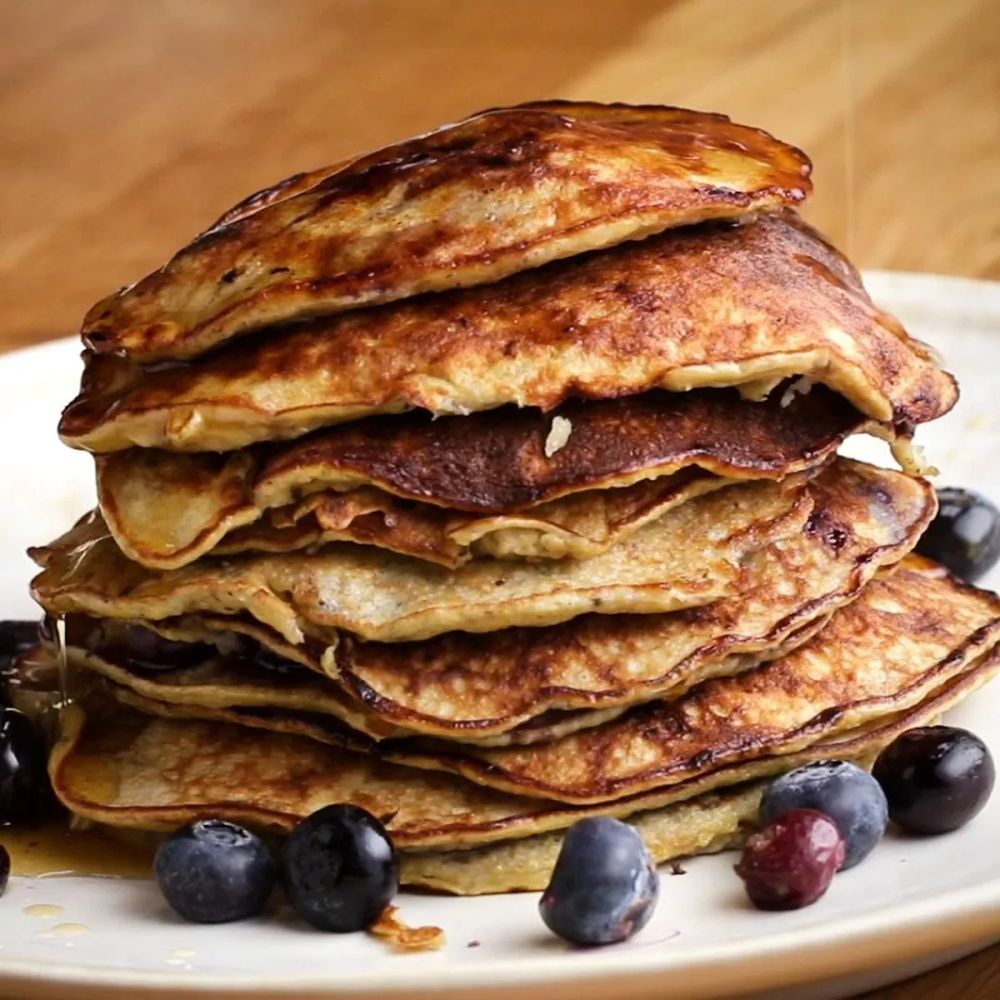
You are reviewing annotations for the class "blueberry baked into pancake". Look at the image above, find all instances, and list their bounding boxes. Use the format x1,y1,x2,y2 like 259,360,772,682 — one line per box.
3,102,996,946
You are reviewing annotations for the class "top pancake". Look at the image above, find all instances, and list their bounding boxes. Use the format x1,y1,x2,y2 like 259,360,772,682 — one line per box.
61,213,956,454
79,102,811,362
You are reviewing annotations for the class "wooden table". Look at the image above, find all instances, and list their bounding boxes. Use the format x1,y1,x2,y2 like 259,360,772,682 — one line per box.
1,1,997,996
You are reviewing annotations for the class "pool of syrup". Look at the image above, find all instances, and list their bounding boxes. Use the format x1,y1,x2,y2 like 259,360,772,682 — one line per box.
2,820,154,880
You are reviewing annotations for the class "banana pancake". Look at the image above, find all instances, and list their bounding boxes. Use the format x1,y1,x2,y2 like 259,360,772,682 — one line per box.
81,559,1000,804
55,620,820,748
388,560,1000,802
95,386,863,570
80,101,811,363
65,460,935,743
31,477,810,644
60,214,956,457
44,646,1000,894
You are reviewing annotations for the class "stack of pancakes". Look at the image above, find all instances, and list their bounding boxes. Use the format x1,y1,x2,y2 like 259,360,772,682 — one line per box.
22,103,1000,893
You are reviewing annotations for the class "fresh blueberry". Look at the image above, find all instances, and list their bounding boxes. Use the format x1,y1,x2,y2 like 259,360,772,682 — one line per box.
154,820,276,923
0,621,38,663
760,760,888,869
0,621,39,704
736,808,845,910
0,843,9,897
873,726,995,835
915,488,1000,582
281,804,398,932
539,817,659,946
0,707,56,824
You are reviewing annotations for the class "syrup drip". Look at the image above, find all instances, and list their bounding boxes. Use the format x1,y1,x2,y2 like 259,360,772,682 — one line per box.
1,820,154,880
55,615,69,707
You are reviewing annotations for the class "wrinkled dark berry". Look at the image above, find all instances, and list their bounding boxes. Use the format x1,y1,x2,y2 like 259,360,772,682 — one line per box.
873,726,994,835
915,488,1000,582
761,760,887,869
154,820,275,923
735,809,845,911
0,843,9,897
540,817,659,945
0,708,56,824
281,804,397,932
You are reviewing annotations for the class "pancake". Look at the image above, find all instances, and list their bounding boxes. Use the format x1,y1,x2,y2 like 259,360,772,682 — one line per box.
391,559,1000,802
215,474,735,569
92,559,999,803
58,619,820,749
60,214,956,456
79,101,811,363
46,647,999,882
95,386,864,570
31,476,810,644
70,460,934,743
403,779,762,894
329,461,934,737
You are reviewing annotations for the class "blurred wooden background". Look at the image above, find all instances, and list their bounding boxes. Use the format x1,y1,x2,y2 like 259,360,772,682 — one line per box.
1,0,998,351
0,0,998,995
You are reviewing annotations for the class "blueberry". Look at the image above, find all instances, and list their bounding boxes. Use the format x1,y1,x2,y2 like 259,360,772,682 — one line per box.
0,621,38,663
281,804,397,932
1,621,39,704
154,820,276,923
0,843,9,897
760,760,888,869
915,488,1000,583
873,726,995,835
539,817,659,946
0,707,56,824
736,808,845,910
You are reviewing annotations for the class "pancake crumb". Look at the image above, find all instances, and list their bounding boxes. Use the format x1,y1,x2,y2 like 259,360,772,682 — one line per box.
779,376,813,408
544,416,572,457
369,905,446,952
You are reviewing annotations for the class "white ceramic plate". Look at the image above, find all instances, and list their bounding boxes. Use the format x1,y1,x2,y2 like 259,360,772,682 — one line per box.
0,272,998,1000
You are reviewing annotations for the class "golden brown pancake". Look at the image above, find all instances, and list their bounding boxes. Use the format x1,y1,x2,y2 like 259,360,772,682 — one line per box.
46,645,999,870
60,214,955,456
391,560,1000,802
96,559,1000,812
80,101,811,362
31,475,810,644
92,558,999,803
71,460,933,744
96,386,861,569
